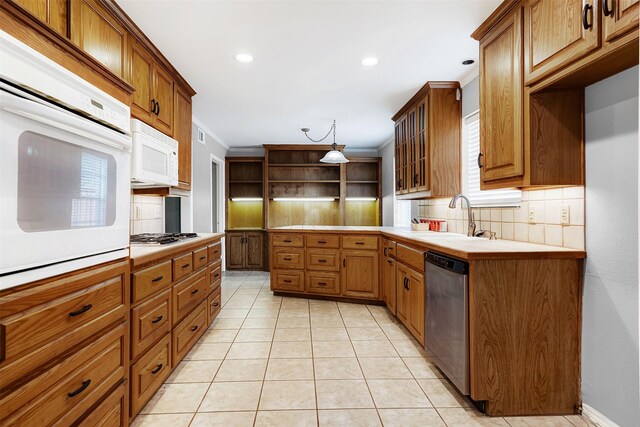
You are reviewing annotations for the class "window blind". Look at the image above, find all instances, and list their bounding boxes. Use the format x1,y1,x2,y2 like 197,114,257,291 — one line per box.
464,112,521,207
394,198,412,228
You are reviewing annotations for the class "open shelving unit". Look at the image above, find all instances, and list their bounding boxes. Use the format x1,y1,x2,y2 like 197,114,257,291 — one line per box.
226,158,265,230
263,145,381,228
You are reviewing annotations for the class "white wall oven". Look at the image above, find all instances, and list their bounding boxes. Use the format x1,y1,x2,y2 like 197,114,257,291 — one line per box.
0,30,132,288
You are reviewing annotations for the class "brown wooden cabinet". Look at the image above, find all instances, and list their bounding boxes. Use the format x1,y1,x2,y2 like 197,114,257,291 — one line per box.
603,0,640,42
479,7,524,184
392,83,461,198
70,0,128,78
382,239,397,315
341,250,379,299
396,262,424,345
524,0,600,84
174,85,193,189
9,0,67,36
226,231,264,270
128,38,174,136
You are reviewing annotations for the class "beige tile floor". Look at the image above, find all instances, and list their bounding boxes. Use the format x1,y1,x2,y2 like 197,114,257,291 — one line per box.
132,271,596,427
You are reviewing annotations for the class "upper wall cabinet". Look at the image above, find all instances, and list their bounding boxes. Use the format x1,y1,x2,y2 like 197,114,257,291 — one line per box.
473,0,638,190
603,0,640,42
129,38,174,136
524,0,600,84
479,7,524,183
9,0,67,36
70,0,128,78
392,82,461,198
174,85,193,190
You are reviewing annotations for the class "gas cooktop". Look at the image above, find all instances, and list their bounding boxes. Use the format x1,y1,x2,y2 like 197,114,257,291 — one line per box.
130,233,198,245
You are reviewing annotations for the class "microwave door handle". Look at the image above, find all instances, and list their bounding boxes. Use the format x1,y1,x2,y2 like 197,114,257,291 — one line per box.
0,91,131,152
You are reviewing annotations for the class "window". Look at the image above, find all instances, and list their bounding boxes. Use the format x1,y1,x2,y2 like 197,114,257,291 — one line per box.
463,112,521,207
393,166,412,227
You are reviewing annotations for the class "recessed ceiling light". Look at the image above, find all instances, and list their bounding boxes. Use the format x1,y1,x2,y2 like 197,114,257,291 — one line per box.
361,57,379,67
235,53,254,64
461,59,475,66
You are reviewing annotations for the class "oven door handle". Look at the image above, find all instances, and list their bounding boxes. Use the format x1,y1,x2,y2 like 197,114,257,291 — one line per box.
0,91,131,152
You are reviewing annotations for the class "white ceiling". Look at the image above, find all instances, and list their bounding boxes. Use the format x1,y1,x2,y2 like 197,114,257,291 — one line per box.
118,0,501,149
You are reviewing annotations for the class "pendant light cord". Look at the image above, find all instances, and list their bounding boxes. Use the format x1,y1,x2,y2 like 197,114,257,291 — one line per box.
302,120,336,144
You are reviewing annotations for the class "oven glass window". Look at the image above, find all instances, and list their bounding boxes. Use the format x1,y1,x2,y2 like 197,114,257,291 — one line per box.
17,131,117,231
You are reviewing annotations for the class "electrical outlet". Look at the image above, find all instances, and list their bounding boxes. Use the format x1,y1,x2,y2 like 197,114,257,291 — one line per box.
561,204,570,225
528,206,536,223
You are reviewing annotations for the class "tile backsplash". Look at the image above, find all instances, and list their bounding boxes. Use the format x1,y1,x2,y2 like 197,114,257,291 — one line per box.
130,195,164,234
416,187,585,250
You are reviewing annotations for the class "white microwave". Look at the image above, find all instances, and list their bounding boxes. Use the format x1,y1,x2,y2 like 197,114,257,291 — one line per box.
131,119,179,187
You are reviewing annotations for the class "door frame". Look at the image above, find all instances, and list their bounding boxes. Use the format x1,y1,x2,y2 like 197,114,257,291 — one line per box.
210,153,225,269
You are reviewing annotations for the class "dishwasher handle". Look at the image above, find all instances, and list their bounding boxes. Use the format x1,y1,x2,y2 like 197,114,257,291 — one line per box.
425,252,468,275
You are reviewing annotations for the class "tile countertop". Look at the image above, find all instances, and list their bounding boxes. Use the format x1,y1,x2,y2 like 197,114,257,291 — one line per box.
269,226,585,260
129,232,225,268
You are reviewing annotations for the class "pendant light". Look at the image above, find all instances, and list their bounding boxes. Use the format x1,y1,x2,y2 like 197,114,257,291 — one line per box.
300,120,349,164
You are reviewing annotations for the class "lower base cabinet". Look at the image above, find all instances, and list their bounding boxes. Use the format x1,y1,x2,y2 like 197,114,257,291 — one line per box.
226,230,265,270
306,271,340,295
396,262,425,345
78,381,128,427
208,287,222,323
272,269,305,292
172,300,207,366
341,250,379,299
130,335,171,416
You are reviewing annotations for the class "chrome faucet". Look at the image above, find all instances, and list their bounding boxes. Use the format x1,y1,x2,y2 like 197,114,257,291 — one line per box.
448,194,476,237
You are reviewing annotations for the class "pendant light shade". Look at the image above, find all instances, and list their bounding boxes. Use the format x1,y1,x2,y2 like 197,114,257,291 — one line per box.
301,120,349,164
320,144,349,163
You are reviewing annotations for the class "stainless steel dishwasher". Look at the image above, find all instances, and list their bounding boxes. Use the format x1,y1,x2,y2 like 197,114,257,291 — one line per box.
424,252,470,395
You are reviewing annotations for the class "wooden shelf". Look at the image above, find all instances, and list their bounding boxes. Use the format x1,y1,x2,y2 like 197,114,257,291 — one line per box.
269,163,340,168
229,180,263,184
269,180,340,184
347,181,378,184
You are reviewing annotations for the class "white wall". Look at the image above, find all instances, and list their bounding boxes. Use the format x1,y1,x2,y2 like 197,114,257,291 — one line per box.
378,140,395,226
191,122,227,233
582,65,639,427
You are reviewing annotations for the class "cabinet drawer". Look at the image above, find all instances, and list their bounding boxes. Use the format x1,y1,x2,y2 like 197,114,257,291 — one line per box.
342,235,379,250
273,248,304,270
0,271,126,369
133,261,172,303
271,270,305,292
208,241,222,261
306,249,340,271
306,271,340,295
0,324,126,426
396,244,424,273
306,234,340,249
193,247,209,270
173,301,207,366
173,270,207,324
208,259,222,293
77,381,127,427
132,289,171,359
172,252,193,281
131,334,171,417
207,287,221,325
272,234,304,247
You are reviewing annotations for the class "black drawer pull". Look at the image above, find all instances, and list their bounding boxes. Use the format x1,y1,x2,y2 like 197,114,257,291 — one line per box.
68,379,91,397
283,279,292,283
317,240,327,244
191,289,199,295
152,275,164,283
152,315,163,324
151,364,163,374
283,240,292,243
214,273,220,278
191,325,199,332
318,282,327,286
477,153,484,169
603,0,612,16
213,302,219,307
200,256,206,261
69,304,93,317
283,257,292,261
318,259,327,263
182,264,191,269
156,101,161,116
582,3,593,30
384,247,388,257
355,242,365,245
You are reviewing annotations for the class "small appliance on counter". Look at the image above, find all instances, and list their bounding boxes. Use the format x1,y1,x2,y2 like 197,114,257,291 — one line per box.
0,30,131,289
130,233,198,245
130,118,179,188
